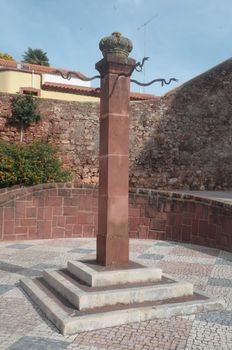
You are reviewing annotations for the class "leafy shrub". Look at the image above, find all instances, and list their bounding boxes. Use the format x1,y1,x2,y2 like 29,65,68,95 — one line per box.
0,140,72,187
0,142,18,187
10,94,40,127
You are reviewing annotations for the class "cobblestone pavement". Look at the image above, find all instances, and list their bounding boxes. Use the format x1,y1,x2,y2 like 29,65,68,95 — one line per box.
0,238,232,350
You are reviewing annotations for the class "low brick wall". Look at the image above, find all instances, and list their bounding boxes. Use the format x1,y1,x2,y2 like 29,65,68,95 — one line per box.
0,184,98,241
0,184,231,252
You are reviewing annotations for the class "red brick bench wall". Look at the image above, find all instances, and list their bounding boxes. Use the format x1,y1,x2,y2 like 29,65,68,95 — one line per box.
0,184,231,252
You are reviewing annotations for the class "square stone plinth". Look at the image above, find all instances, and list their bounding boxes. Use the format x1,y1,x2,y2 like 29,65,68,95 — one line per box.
67,259,162,287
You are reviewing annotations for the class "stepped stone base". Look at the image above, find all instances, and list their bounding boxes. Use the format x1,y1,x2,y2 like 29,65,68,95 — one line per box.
20,260,224,335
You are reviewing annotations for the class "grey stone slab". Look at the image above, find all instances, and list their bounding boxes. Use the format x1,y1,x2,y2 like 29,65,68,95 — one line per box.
32,263,59,270
0,261,22,274
137,253,164,260
216,258,232,266
208,277,232,288
195,310,232,326
6,244,33,249
219,250,232,260
0,284,14,295
8,336,69,350
69,248,95,254
179,244,220,257
0,261,40,277
154,241,177,247
21,269,42,278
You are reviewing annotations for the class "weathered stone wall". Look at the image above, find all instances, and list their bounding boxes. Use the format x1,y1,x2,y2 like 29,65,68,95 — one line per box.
1,58,232,190
130,58,232,190
0,184,231,252
0,95,100,183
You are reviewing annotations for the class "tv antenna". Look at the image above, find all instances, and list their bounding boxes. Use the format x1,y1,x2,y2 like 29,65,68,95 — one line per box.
137,14,158,90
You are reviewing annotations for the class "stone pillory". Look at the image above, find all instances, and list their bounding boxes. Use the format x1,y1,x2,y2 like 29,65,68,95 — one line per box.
96,33,136,266
16,33,225,338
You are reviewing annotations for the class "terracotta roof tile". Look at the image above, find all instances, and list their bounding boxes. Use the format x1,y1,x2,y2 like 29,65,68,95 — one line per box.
42,82,100,96
0,58,87,79
42,82,157,100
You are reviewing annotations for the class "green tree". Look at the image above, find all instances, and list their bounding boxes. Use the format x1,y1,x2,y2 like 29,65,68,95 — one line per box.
0,53,15,61
10,94,41,142
22,48,50,66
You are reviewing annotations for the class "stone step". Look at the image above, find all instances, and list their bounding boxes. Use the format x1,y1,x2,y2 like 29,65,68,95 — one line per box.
43,269,193,310
67,260,162,287
20,277,225,335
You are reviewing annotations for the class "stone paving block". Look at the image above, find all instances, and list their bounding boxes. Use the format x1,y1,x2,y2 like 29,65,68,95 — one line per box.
195,310,232,326
157,261,214,277
79,241,96,249
21,269,42,278
145,248,174,256
186,320,232,350
137,253,164,260
1,286,26,299
0,284,14,295
208,277,232,288
69,248,95,254
6,250,59,265
171,246,220,258
211,265,232,279
154,241,178,247
0,251,12,259
67,346,106,350
205,285,232,309
49,239,91,248
73,316,193,350
0,296,42,344
162,255,216,264
6,244,33,249
0,261,24,274
219,250,232,261
129,245,149,253
8,336,70,350
0,261,40,277
215,258,232,266
170,274,209,291
32,263,59,270
146,243,174,251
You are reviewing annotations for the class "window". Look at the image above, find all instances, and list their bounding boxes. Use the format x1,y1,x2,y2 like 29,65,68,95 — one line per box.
19,87,41,96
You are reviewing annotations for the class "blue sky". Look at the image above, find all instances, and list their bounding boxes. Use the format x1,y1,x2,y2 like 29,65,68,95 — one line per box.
0,0,231,95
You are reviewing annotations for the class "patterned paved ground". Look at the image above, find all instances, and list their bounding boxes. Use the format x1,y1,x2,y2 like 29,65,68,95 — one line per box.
0,238,232,350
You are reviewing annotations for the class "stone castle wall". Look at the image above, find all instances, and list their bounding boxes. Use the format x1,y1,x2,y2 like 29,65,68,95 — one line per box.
1,58,232,190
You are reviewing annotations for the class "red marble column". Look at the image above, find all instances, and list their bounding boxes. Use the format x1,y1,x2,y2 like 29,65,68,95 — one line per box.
96,37,135,266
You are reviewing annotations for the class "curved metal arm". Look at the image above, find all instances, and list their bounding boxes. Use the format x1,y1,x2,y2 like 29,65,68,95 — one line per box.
53,59,178,89
53,56,150,82
131,77,178,87
53,70,100,81
134,57,149,72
